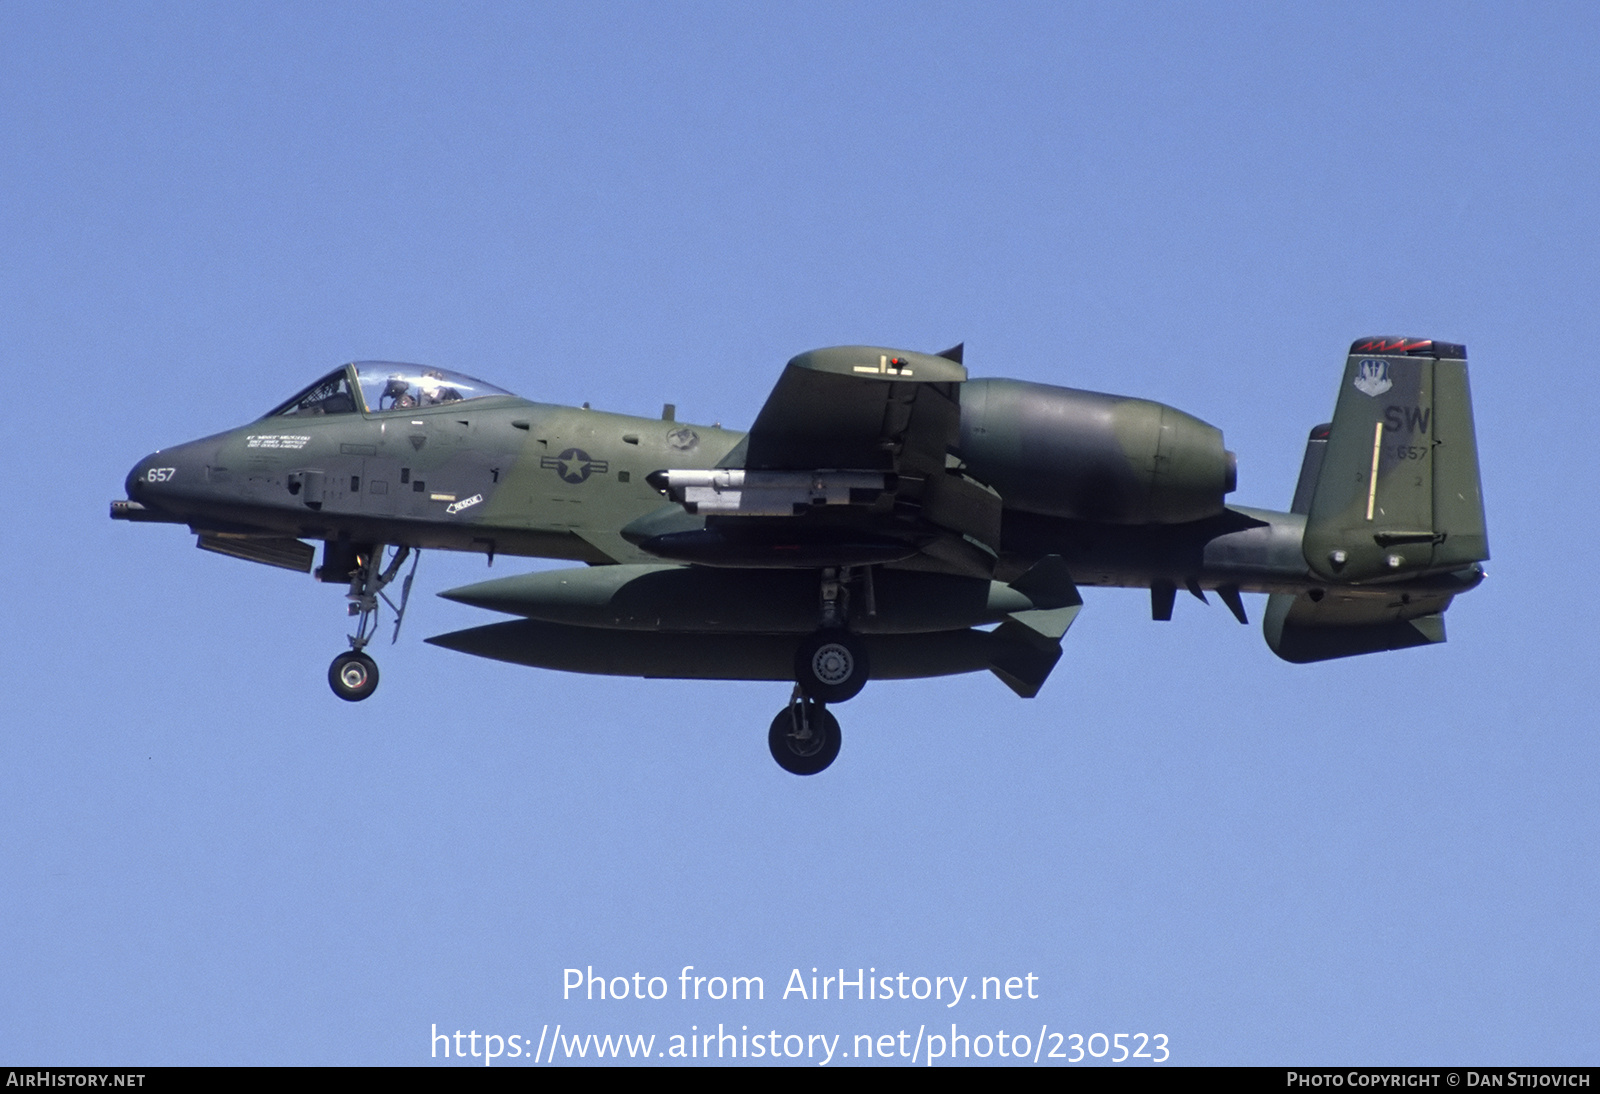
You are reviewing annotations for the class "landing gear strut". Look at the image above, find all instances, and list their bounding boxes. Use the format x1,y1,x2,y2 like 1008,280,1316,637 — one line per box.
768,689,842,775
769,567,870,772
325,544,419,702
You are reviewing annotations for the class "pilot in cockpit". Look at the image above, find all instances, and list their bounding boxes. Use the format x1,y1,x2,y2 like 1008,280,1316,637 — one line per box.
382,376,417,410
420,369,463,405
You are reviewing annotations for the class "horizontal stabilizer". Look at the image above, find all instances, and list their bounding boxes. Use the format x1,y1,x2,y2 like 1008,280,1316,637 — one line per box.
1263,587,1451,664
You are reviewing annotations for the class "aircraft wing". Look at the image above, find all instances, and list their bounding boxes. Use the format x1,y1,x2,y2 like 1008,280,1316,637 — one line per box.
633,344,1004,576
741,345,968,477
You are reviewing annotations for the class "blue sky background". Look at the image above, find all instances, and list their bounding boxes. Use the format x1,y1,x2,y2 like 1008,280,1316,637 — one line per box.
3,2,1597,1066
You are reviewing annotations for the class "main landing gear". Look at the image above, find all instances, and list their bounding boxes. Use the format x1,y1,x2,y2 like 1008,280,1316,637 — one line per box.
768,689,842,776
767,566,871,774
794,628,869,703
325,544,419,702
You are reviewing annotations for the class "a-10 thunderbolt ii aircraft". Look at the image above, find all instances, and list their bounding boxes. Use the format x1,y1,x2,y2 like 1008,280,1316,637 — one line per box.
114,338,1487,774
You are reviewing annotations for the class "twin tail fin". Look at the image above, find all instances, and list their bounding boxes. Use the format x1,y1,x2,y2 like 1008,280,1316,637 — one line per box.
1266,337,1488,663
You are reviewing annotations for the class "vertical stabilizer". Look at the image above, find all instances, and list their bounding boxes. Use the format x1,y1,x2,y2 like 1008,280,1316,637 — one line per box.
1301,338,1488,584
1289,423,1331,515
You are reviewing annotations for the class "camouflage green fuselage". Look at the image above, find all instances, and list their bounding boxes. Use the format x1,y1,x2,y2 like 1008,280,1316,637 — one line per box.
129,391,1350,597
126,397,743,567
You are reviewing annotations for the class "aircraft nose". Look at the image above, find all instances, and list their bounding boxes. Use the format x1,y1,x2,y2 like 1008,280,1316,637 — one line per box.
124,439,213,505
125,454,157,501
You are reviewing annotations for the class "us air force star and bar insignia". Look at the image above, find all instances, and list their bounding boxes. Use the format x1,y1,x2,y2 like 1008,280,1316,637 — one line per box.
1353,359,1393,397
541,447,609,484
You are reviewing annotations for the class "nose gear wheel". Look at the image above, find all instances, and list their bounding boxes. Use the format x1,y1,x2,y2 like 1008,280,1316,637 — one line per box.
324,544,419,701
328,651,379,702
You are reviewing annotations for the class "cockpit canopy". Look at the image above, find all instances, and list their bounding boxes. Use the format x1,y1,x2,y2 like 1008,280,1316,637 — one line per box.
266,362,516,418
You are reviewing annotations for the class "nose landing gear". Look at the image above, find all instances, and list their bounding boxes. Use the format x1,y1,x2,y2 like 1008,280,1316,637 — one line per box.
324,544,419,701
329,651,379,701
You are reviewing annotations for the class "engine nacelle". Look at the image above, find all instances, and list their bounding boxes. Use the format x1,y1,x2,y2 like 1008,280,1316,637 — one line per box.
959,378,1235,525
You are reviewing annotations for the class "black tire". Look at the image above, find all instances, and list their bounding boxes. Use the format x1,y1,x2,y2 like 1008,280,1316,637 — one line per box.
767,703,842,776
793,629,870,703
328,651,379,702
